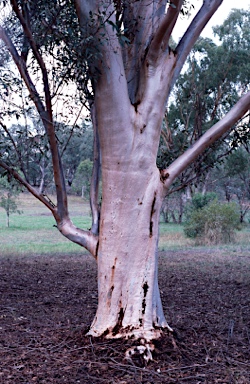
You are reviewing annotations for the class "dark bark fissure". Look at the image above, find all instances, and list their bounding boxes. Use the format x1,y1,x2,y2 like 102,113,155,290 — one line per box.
142,299,146,315
110,258,117,281
108,285,114,300
140,124,147,134
112,307,124,336
132,100,141,113
107,263,116,305
95,240,99,259
149,193,157,237
142,281,149,315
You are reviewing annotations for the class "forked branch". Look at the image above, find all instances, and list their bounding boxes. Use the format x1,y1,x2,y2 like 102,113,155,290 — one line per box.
0,159,57,213
0,21,68,221
149,0,183,60
10,0,52,115
0,121,29,181
171,0,223,90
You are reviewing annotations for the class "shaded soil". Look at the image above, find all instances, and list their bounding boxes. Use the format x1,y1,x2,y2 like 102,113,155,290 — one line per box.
0,249,250,383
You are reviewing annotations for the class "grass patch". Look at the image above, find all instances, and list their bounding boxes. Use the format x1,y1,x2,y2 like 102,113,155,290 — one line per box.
0,193,249,256
159,222,250,251
0,194,91,256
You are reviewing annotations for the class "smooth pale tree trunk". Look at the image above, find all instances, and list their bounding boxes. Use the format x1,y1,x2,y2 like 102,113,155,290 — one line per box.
86,37,174,337
88,160,172,340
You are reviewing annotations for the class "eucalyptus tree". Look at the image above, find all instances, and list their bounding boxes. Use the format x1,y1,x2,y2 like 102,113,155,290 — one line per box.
158,7,250,193
0,174,22,227
215,148,250,222
60,122,94,188
0,0,250,341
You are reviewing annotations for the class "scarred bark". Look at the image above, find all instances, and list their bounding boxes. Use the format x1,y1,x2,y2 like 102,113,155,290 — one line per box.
79,2,175,337
88,159,172,339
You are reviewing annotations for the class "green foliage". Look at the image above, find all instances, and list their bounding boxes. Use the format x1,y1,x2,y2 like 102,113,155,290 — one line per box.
0,194,19,214
158,8,250,190
225,148,249,177
187,192,217,212
72,159,93,198
220,147,250,222
184,192,217,238
0,119,93,192
0,176,22,227
208,147,250,223
184,198,241,244
59,122,93,188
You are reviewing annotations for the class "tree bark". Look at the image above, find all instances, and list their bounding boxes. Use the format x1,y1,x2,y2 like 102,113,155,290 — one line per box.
88,161,172,339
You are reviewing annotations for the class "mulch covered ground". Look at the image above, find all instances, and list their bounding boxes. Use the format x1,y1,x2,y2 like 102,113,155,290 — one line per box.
0,249,250,383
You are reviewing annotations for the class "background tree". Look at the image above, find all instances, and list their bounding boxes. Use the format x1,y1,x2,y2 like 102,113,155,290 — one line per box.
157,9,250,224
72,158,93,198
0,1,250,341
161,191,186,224
0,174,22,227
184,197,240,244
52,121,94,190
224,149,250,223
209,147,250,223
158,8,250,194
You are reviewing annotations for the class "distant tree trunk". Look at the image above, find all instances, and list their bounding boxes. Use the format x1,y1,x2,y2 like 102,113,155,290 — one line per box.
186,186,192,201
201,171,211,195
161,199,169,223
171,211,178,224
225,183,232,202
38,161,45,195
81,186,85,199
178,193,184,224
236,192,249,223
6,192,10,228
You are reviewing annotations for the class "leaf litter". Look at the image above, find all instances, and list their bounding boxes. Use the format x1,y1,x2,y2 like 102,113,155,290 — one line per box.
0,249,249,383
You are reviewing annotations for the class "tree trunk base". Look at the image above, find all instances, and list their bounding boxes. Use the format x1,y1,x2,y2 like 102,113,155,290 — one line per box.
87,324,173,341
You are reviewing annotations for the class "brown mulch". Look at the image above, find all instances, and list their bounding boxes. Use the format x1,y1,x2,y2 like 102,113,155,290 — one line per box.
0,249,250,383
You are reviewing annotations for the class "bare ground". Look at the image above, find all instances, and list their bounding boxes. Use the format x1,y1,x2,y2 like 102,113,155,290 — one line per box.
0,248,250,383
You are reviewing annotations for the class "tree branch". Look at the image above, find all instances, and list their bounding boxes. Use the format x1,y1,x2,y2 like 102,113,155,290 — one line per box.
9,1,67,209
10,0,52,116
123,0,168,103
0,22,68,222
161,91,250,190
76,0,134,157
0,120,28,181
56,217,99,259
149,0,183,60
90,103,100,235
0,158,99,257
0,26,46,117
0,159,56,213
171,0,223,90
